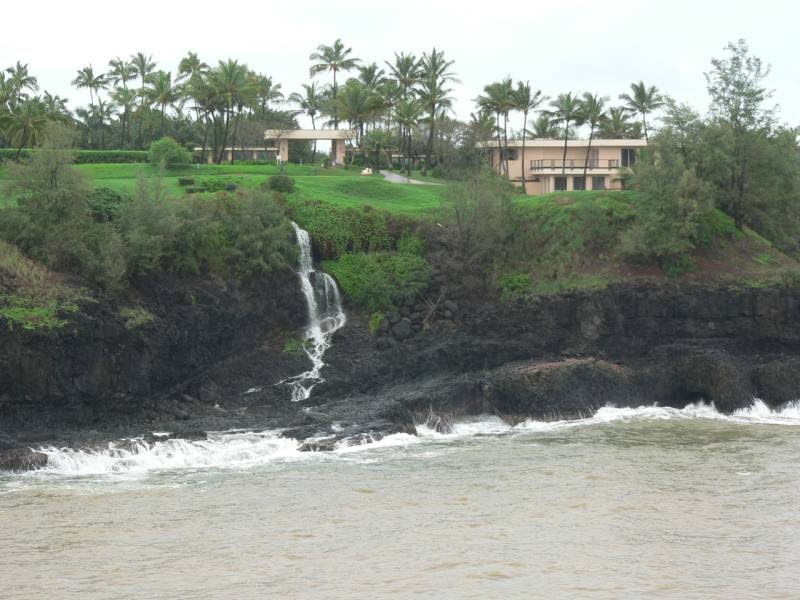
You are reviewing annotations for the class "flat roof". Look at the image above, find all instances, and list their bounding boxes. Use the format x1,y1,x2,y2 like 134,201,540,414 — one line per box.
481,138,647,148
264,129,356,141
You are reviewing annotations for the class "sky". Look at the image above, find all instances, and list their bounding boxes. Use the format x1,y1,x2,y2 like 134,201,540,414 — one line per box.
3,0,798,132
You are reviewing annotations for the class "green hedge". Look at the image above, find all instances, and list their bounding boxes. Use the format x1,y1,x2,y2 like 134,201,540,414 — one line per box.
0,149,149,164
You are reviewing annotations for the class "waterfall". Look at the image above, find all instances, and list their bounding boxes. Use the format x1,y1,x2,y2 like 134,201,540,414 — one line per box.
284,221,347,401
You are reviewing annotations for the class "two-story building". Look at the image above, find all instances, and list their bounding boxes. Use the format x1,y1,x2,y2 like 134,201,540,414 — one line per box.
485,138,647,194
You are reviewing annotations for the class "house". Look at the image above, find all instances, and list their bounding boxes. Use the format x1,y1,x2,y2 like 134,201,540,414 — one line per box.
485,138,647,194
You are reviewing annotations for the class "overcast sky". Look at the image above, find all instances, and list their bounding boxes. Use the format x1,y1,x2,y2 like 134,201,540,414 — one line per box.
3,0,798,131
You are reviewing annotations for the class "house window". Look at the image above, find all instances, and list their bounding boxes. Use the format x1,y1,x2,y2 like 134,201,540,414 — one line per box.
500,148,518,161
621,148,638,167
573,176,586,191
592,176,606,190
554,176,567,191
588,148,599,168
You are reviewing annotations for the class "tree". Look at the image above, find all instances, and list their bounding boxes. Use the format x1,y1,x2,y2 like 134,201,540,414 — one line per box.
71,65,107,148
530,113,560,138
548,92,585,174
147,70,179,136
597,106,634,139
478,78,514,176
253,74,283,115
309,39,359,129
620,81,663,141
621,130,713,274
207,59,251,163
5,62,38,107
130,52,157,148
289,82,323,161
108,57,136,148
417,48,457,175
579,92,608,178
512,81,545,186
336,80,380,152
0,97,51,157
177,52,209,83
703,39,775,230
395,98,422,175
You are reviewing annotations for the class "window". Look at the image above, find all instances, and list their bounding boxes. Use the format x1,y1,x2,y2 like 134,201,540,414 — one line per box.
621,148,638,167
500,148,518,161
573,176,586,191
588,148,599,168
592,176,606,190
554,176,567,191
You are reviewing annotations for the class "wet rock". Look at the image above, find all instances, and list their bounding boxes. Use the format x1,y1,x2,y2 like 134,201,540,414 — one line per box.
0,449,48,472
0,431,16,450
410,312,424,323
444,300,458,313
400,306,411,317
387,312,400,325
444,310,453,319
392,318,413,340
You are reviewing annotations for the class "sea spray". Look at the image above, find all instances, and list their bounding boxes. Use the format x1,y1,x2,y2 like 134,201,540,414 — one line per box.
283,222,347,401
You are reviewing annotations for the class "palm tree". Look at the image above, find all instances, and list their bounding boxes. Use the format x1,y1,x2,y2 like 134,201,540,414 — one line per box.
42,92,71,122
1,97,50,158
5,62,38,107
111,87,136,148
478,78,515,177
417,47,457,175
395,98,422,175
619,81,663,141
386,52,420,99
357,62,386,92
107,57,135,148
548,92,585,174
130,52,157,148
253,74,283,115
529,113,560,139
71,65,107,108
146,71,178,136
512,81,545,185
92,98,116,149
597,106,634,139
71,65,107,148
309,39,359,129
289,82,323,161
579,92,608,178
177,51,209,83
336,80,380,153
208,59,251,163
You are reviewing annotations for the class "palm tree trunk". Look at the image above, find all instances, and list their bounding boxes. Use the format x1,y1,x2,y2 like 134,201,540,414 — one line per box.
520,110,527,188
333,69,338,130
561,119,570,175
15,124,28,159
424,108,435,176
642,112,648,142
311,114,317,163
495,112,503,175
230,110,241,165
138,83,145,149
583,125,594,179
503,112,509,177
219,104,231,164
201,114,209,164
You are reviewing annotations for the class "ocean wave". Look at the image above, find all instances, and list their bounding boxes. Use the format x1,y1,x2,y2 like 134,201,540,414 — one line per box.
7,399,799,479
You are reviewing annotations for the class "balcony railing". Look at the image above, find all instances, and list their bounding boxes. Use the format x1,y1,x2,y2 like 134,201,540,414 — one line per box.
531,159,620,171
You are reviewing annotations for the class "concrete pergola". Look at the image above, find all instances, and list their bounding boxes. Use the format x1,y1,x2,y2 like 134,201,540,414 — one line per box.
264,129,356,165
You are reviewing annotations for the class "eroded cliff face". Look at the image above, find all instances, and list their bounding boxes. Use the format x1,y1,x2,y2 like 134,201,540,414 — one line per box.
0,271,305,432
1,279,800,466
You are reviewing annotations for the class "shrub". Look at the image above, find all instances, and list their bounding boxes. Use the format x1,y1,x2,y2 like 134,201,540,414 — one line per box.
499,272,533,301
396,230,425,256
291,200,392,258
323,252,431,312
148,137,192,168
368,311,385,334
88,187,126,222
267,175,295,193
0,149,148,164
781,269,800,289
178,178,195,186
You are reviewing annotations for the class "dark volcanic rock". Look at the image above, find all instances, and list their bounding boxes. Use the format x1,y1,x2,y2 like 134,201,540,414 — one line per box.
0,449,48,472
392,318,413,340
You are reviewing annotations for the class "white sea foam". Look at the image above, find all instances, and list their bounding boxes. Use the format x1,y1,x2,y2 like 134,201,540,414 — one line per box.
10,400,800,479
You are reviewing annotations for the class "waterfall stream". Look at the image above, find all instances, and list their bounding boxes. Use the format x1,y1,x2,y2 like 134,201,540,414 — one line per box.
284,222,347,401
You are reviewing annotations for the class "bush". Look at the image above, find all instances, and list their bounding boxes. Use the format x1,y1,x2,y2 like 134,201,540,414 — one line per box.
148,137,192,168
323,252,431,312
781,269,800,289
291,200,392,258
499,272,533,301
0,149,148,164
368,311,385,334
178,178,195,186
88,187,126,222
267,175,295,193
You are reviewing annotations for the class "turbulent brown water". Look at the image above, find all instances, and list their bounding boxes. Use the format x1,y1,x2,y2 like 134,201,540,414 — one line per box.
2,402,800,599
